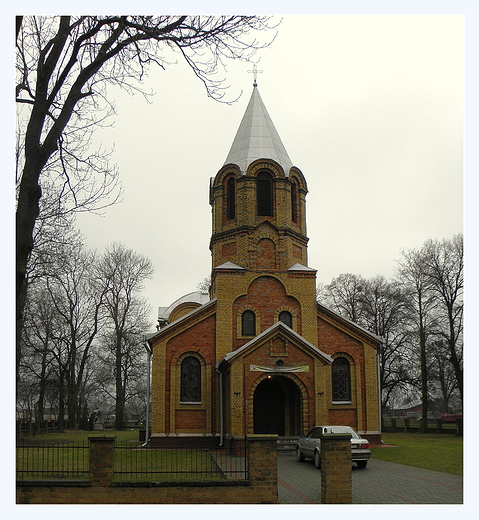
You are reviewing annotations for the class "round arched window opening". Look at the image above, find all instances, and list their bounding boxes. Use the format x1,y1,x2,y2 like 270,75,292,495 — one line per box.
332,357,351,402
257,171,273,216
242,310,256,336
180,356,201,403
226,176,236,220
279,311,292,328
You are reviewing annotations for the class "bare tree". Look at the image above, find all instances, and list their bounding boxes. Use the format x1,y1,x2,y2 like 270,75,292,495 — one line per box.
44,240,105,428
20,284,59,427
360,276,410,413
428,340,460,414
97,243,153,429
422,234,463,405
15,15,276,392
323,273,411,412
197,277,211,291
322,273,367,324
398,247,438,432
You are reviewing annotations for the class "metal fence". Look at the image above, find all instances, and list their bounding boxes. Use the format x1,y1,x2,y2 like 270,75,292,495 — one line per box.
16,440,89,480
113,442,248,481
381,417,460,434
16,440,249,482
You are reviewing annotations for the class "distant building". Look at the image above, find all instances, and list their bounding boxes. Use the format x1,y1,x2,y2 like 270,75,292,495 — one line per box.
147,83,383,444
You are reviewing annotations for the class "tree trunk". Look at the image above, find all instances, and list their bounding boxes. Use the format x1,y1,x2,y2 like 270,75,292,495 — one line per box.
115,339,125,429
420,329,428,433
16,156,44,395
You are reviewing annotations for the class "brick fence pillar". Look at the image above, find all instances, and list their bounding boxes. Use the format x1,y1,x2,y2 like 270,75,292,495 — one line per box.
88,436,115,487
320,433,351,504
246,434,278,503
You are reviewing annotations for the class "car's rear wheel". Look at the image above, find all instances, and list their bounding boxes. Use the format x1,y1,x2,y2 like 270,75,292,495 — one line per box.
314,450,321,469
296,447,305,462
356,460,368,468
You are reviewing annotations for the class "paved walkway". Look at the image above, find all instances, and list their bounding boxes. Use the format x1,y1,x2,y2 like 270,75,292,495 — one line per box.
277,453,463,504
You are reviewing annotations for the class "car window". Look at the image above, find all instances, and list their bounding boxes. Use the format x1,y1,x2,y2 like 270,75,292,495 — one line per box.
306,427,321,438
330,426,359,438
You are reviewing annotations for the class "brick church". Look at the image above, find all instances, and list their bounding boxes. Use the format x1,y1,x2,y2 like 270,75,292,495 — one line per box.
147,81,382,445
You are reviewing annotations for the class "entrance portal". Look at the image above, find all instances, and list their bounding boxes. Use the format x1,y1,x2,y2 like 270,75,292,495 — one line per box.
253,375,301,436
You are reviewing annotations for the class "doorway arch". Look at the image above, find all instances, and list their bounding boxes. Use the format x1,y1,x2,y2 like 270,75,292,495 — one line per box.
252,375,302,436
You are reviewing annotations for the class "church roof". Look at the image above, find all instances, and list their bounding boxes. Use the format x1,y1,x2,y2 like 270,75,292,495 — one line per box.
224,86,293,175
214,261,245,270
287,263,317,272
158,290,210,322
220,321,333,365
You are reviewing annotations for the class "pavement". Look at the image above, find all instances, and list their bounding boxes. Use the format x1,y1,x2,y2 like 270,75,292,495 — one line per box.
277,452,463,504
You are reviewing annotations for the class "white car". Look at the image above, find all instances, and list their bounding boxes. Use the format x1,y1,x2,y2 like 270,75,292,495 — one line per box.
296,425,371,469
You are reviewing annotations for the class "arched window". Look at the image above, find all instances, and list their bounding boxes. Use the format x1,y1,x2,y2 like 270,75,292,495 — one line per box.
226,177,236,220
257,171,273,216
180,356,201,402
332,357,351,401
242,310,256,336
279,311,292,328
291,180,298,223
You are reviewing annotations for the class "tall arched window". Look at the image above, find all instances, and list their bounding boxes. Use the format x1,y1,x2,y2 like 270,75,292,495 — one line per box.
242,310,256,336
257,171,273,216
226,177,236,220
279,311,292,328
180,356,201,402
291,180,298,223
332,357,351,401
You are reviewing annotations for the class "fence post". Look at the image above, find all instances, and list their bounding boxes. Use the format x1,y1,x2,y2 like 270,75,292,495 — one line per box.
320,432,352,504
455,418,463,437
436,419,442,433
88,436,115,486
246,434,278,503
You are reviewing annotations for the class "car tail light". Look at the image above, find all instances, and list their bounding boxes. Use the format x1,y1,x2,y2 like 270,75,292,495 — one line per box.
362,442,370,449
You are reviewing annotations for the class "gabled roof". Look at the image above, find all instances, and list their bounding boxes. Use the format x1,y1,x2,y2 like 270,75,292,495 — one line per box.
148,298,217,346
317,302,384,347
220,321,333,367
224,86,293,175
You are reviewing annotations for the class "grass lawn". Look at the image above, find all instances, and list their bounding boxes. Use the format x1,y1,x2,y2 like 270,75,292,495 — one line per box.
371,432,463,475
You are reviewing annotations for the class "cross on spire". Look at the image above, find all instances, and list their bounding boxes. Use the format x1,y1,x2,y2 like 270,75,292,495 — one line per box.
247,64,263,87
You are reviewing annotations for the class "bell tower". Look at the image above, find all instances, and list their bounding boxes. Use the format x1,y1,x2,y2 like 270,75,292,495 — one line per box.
208,83,318,356
209,86,311,275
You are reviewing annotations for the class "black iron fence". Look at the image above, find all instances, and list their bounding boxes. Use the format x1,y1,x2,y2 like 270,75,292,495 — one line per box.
16,440,248,482
113,442,248,481
16,440,89,480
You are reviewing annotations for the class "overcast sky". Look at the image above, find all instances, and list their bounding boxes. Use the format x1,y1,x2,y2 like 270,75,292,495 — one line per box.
72,13,464,329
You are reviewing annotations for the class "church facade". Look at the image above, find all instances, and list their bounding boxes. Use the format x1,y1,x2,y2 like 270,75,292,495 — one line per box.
148,84,382,445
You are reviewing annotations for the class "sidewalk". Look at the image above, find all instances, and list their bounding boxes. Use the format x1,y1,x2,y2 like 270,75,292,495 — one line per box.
277,453,463,504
